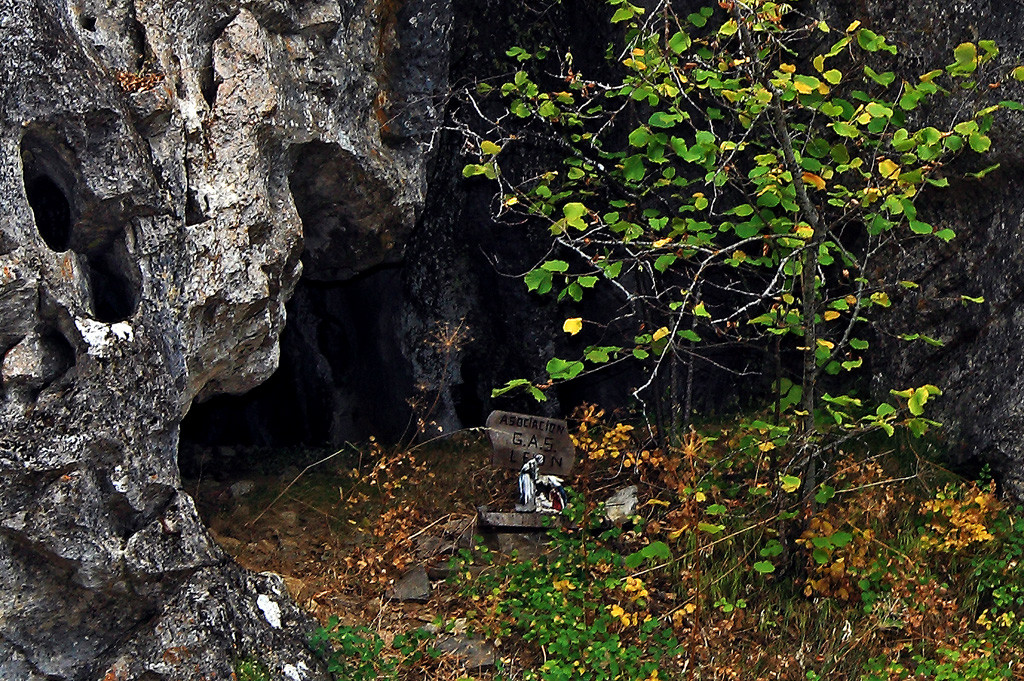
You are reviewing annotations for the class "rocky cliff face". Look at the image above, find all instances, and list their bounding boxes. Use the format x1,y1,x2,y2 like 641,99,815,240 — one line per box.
0,0,450,677
826,0,1024,496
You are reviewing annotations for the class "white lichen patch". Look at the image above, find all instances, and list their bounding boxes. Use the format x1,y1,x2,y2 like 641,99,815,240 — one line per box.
282,662,308,680
74,318,134,358
256,593,281,628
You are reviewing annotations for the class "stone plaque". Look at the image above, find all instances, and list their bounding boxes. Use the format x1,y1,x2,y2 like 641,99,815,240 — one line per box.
485,410,575,476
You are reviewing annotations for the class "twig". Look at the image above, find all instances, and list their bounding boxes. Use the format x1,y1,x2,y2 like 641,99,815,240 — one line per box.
246,445,354,527
408,513,456,542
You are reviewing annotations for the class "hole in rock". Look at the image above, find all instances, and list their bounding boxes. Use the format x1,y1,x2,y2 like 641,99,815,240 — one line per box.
199,63,217,109
80,15,96,31
85,245,139,323
22,129,142,323
184,190,209,226
25,176,72,252
179,267,416,476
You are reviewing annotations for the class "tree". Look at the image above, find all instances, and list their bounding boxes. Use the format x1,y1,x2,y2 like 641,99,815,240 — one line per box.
463,0,1020,477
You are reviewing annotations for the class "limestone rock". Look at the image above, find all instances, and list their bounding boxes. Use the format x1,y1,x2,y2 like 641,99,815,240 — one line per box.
0,0,452,677
605,486,639,525
386,565,432,603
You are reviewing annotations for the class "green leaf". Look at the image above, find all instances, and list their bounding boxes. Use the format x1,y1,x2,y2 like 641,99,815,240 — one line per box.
688,12,708,28
706,504,727,515
668,31,692,54
780,475,801,493
815,485,836,504
563,202,589,230
611,6,635,23
753,561,775,574
625,540,672,568
969,133,992,153
698,522,725,534
546,357,584,380
541,259,569,272
524,269,552,294
649,111,679,128
857,28,881,52
876,403,896,417
833,121,859,138
953,42,978,66
823,69,843,85
813,548,830,564
654,254,677,272
908,386,930,416
628,127,650,147
623,155,645,182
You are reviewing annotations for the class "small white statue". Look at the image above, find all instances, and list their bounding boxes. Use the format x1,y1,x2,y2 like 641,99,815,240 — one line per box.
516,454,544,511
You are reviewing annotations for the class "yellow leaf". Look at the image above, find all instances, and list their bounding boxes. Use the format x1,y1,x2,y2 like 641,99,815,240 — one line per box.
694,491,706,502
481,140,502,155
817,338,835,349
780,63,796,74
813,55,825,72
563,317,583,335
802,172,826,190
653,326,670,341
652,237,673,247
846,20,861,33
823,310,841,321
879,159,900,179
794,80,814,94
632,48,645,56
794,224,814,239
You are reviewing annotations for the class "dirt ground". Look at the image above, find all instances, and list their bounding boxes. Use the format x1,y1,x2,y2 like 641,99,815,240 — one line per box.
184,434,519,635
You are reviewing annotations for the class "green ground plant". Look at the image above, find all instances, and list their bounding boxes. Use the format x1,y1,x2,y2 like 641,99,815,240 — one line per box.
445,409,1024,679
310,617,441,681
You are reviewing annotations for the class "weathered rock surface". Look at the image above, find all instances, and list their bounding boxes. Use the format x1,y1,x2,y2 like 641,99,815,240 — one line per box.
0,0,451,677
834,0,1024,497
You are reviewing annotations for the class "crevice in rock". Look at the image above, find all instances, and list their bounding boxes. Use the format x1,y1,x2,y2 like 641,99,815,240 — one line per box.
199,61,217,110
288,140,403,281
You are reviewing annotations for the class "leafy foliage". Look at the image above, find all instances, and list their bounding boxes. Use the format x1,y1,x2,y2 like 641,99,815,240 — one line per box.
464,0,1014,455
447,409,1024,679
311,618,439,681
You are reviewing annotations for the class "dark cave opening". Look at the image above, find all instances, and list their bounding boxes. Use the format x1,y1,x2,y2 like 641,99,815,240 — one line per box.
179,266,417,472
25,175,72,252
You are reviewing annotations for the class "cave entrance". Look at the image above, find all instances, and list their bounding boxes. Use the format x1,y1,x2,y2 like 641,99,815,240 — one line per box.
178,265,416,476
